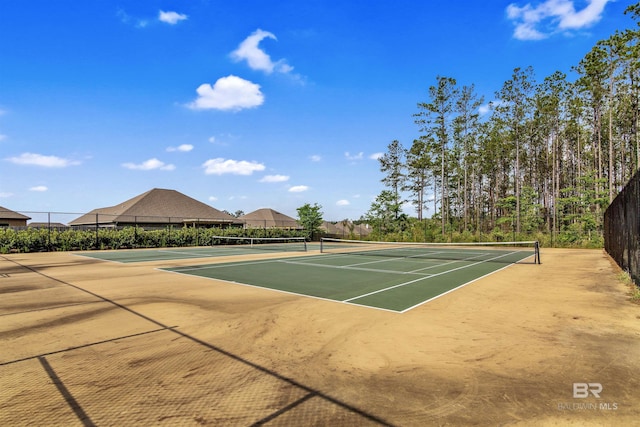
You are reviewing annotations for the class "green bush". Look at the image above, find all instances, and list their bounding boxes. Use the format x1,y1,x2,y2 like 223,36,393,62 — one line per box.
1,221,603,253
0,226,309,253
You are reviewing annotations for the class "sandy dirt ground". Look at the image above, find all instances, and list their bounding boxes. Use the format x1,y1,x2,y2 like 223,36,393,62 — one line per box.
0,247,639,426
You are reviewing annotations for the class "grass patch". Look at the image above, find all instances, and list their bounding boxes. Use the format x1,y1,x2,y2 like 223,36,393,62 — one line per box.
618,271,640,304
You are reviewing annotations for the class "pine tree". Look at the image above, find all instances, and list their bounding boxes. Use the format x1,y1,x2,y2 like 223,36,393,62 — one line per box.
415,76,458,236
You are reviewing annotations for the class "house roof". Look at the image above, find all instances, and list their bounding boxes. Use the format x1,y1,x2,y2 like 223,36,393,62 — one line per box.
28,222,68,228
0,206,31,221
321,221,371,236
69,188,242,226
320,221,342,234
239,208,300,228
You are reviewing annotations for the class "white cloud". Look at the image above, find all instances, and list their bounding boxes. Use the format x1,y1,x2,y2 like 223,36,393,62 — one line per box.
479,100,505,115
167,144,193,152
479,104,491,115
260,174,290,183
122,158,175,171
289,185,309,193
187,75,264,111
208,136,216,143
202,158,265,175
558,0,609,29
0,192,13,198
6,153,81,168
309,155,322,162
369,152,384,160
336,199,350,206
506,0,611,40
117,9,132,24
230,29,293,74
208,196,218,202
158,10,187,25
345,152,364,161
117,9,149,28
29,185,48,192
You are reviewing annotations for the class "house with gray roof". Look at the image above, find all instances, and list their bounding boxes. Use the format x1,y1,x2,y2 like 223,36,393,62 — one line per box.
0,206,31,227
69,188,243,228
320,220,371,238
239,208,302,229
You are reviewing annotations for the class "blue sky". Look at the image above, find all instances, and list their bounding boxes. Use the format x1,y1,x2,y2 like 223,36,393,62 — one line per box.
0,0,634,222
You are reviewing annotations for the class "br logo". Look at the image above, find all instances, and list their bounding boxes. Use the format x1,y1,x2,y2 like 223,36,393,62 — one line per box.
573,383,602,398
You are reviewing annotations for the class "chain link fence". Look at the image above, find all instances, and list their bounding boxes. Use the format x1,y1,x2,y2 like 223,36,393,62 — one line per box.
604,169,640,286
0,210,307,252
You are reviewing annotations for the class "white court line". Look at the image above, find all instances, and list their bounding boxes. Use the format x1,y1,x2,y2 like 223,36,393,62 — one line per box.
160,248,534,313
341,252,441,268
168,257,283,272
399,254,535,313
337,247,515,274
407,258,461,273
277,259,432,276
160,267,402,314
156,250,218,257
75,248,235,264
405,249,513,273
74,251,188,264
343,250,521,303
72,252,125,264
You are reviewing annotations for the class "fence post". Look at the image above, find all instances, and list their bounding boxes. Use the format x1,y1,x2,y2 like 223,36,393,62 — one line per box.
95,213,99,249
47,212,52,252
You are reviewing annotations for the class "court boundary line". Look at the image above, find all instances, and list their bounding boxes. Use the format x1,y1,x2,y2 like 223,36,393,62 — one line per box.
276,259,433,276
160,267,402,314
343,250,522,303
160,250,534,313
168,257,294,272
399,261,524,313
73,248,233,264
73,246,309,264
72,252,124,264
279,247,518,276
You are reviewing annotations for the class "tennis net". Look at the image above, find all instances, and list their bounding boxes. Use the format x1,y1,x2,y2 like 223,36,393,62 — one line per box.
212,236,308,252
320,238,540,264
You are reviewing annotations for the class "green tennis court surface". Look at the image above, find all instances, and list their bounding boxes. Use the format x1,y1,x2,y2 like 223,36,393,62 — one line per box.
162,248,536,313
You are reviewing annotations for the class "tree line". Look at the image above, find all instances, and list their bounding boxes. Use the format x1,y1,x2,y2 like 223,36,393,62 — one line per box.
364,3,640,247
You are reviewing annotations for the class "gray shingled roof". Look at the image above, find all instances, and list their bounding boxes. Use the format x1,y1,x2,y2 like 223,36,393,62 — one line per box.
28,222,68,228
69,188,242,226
0,206,31,220
320,221,342,234
321,221,371,236
239,208,301,228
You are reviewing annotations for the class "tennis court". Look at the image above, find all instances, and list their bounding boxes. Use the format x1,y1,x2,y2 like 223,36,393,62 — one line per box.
3,243,640,425
162,239,539,312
